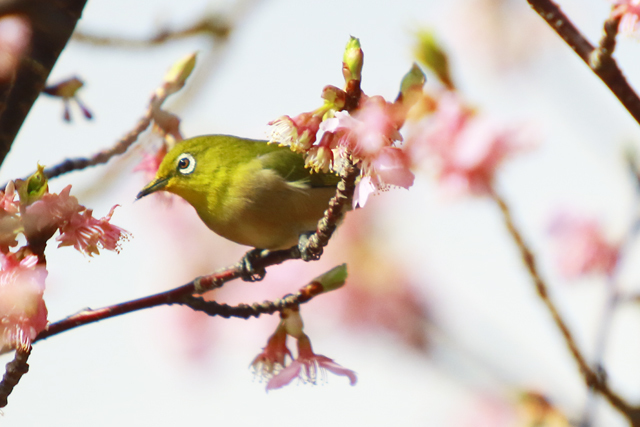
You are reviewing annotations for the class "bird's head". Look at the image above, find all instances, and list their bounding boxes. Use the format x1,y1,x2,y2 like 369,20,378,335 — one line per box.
136,137,211,201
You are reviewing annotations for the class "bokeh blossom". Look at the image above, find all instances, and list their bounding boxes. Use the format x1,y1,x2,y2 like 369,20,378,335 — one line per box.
42,77,93,122
0,253,47,349
134,142,169,181
0,14,30,83
612,0,640,36
548,212,619,279
406,92,528,196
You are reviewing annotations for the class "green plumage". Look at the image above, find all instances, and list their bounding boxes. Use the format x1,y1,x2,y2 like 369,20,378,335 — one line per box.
137,135,339,250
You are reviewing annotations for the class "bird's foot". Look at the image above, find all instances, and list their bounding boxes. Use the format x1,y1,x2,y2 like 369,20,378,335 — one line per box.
298,232,322,262
240,248,267,282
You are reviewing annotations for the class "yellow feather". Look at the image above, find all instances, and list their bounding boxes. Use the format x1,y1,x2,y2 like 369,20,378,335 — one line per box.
137,135,340,250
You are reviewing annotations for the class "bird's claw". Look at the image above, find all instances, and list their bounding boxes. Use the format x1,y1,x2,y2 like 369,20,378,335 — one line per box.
298,232,322,262
240,248,266,282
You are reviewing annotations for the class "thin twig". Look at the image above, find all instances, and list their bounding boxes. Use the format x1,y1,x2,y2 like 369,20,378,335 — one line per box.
490,189,640,424
43,108,154,180
579,196,640,426
1,67,177,190
526,0,640,127
179,278,326,319
72,15,232,48
589,13,621,71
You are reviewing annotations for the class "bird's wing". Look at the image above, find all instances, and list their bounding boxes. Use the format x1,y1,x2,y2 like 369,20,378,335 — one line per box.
258,148,340,189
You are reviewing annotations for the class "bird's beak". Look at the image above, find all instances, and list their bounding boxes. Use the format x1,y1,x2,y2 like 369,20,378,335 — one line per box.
136,176,169,200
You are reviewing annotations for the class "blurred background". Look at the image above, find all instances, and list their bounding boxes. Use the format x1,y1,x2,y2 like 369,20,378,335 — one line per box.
1,0,640,425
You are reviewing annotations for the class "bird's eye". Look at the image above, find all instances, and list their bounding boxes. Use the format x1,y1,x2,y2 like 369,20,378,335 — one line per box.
177,153,196,175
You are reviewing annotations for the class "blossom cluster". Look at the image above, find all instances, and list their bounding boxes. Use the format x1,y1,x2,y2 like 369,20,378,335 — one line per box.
266,36,529,207
548,212,619,279
0,167,129,350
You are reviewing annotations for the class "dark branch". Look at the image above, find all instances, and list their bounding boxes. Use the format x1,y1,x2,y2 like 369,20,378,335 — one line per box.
0,0,88,168
526,0,640,127
0,344,30,408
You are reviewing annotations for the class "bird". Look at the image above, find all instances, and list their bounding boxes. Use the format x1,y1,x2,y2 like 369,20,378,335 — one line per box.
136,134,341,251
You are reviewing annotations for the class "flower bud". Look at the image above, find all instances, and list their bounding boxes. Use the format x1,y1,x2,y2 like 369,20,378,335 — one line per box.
321,85,347,110
342,36,363,83
17,164,48,206
415,30,453,89
163,52,197,95
315,263,348,293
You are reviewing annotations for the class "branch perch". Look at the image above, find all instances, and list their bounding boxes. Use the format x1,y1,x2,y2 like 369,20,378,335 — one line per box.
526,0,640,127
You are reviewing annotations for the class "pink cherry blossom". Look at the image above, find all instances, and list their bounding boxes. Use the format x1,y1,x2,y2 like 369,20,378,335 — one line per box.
320,98,414,207
353,176,377,209
612,0,640,35
371,146,414,189
23,185,82,233
0,253,48,349
57,205,129,256
407,92,527,195
250,323,291,379
548,212,619,278
266,334,356,391
321,97,402,159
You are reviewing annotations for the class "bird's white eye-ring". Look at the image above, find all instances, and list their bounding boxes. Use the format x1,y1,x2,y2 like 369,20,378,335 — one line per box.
177,153,196,175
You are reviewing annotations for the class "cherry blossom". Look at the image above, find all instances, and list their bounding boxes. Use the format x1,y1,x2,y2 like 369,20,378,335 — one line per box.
0,253,47,349
57,206,129,256
407,92,527,195
23,185,82,234
319,98,414,207
266,334,356,391
268,113,322,153
548,212,619,278
250,322,291,379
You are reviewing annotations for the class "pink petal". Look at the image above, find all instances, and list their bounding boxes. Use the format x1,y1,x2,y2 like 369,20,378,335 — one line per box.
373,147,415,189
353,176,376,209
317,357,357,386
266,361,302,391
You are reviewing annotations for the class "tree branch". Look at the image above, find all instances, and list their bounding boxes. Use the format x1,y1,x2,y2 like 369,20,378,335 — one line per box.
72,14,232,48
0,0,88,168
526,0,640,127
